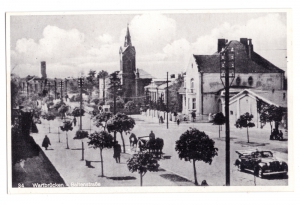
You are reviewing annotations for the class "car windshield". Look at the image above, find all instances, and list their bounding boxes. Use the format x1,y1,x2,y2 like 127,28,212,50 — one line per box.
261,151,273,158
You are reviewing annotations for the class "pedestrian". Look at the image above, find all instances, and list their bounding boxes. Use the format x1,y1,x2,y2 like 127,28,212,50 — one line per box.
129,133,138,147
279,130,283,140
113,141,121,163
42,135,51,150
149,130,155,141
73,117,77,126
160,116,164,124
177,118,180,126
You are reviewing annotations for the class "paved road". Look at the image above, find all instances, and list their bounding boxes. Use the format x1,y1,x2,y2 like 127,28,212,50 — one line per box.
129,115,288,186
33,102,288,186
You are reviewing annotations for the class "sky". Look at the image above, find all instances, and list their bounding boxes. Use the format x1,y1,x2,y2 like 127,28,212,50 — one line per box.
9,12,287,78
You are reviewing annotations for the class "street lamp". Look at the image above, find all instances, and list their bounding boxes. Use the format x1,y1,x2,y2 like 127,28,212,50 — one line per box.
78,77,84,130
220,47,235,186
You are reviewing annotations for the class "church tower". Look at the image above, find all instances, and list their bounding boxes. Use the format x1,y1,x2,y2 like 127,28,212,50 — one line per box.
120,25,136,101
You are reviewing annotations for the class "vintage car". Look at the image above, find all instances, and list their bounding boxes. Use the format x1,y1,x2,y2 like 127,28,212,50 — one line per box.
234,150,288,178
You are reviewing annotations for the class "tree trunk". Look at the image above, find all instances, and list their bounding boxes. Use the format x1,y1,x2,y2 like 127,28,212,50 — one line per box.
100,148,104,177
81,140,84,161
66,132,69,149
219,125,220,138
140,172,143,186
193,159,198,185
270,122,273,135
120,132,126,153
114,131,116,141
247,126,249,143
49,121,50,133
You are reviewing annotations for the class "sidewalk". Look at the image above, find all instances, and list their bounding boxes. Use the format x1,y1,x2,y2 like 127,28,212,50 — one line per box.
32,115,194,187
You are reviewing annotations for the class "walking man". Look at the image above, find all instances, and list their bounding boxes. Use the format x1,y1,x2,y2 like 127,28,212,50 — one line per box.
113,141,121,163
177,118,180,126
149,130,155,141
42,135,51,150
73,117,77,126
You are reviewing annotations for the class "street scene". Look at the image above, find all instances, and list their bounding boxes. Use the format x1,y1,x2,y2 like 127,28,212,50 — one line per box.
8,12,289,188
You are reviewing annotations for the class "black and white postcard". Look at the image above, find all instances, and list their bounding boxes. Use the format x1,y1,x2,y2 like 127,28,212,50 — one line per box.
6,10,293,193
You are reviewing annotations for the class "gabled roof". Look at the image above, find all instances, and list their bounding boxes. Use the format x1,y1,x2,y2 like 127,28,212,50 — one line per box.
194,40,284,74
137,69,153,79
230,89,287,108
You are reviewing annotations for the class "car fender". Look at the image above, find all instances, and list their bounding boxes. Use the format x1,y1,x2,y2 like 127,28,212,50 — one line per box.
234,159,241,166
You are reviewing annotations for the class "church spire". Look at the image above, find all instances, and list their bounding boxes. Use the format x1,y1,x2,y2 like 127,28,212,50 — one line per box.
124,24,132,47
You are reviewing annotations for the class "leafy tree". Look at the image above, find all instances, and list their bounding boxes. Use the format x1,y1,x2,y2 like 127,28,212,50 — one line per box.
74,130,89,160
60,121,73,149
124,101,136,114
93,112,113,131
91,98,100,105
43,113,56,133
53,100,66,111
88,131,114,177
175,128,218,185
72,107,85,117
86,70,97,102
259,104,285,134
212,112,226,138
235,112,255,143
107,71,123,100
127,152,159,186
107,113,135,153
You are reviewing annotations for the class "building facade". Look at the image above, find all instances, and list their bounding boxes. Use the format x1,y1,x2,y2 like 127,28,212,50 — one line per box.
181,38,285,120
118,25,152,103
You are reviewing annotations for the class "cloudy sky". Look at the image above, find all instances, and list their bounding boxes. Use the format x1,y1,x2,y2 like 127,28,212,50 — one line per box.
9,12,287,78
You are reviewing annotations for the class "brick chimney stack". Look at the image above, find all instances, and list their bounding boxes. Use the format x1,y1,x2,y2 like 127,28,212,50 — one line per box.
248,39,253,59
217,39,226,52
41,61,47,79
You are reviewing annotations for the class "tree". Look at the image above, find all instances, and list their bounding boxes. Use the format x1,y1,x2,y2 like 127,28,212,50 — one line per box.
86,70,97,101
93,112,113,131
259,104,285,134
72,107,85,117
108,71,123,101
43,112,56,133
74,130,89,160
212,112,226,138
107,113,135,153
60,121,73,149
175,128,218,185
124,101,136,114
235,112,255,143
88,131,114,177
127,152,159,186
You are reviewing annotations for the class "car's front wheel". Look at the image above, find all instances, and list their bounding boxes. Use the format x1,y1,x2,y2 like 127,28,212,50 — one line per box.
258,168,264,178
238,164,244,172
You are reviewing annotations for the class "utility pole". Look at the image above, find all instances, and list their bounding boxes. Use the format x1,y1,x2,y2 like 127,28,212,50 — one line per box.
166,72,169,129
59,81,64,102
78,77,84,131
54,80,57,100
220,47,235,186
103,76,106,104
65,78,68,101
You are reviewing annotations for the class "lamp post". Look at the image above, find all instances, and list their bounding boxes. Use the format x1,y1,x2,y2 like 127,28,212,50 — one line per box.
220,47,235,186
78,77,84,131
166,72,169,129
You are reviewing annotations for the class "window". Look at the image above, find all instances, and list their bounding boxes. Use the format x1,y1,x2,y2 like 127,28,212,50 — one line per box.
192,98,196,109
248,76,253,86
188,98,190,109
161,92,164,102
230,111,233,115
190,78,194,93
236,76,241,86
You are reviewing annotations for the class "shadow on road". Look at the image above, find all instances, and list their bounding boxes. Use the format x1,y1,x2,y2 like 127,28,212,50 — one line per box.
106,176,136,180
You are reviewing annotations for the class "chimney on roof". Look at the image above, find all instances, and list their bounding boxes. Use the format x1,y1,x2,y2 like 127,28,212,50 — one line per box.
218,39,226,52
248,39,253,59
240,38,249,54
41,61,47,79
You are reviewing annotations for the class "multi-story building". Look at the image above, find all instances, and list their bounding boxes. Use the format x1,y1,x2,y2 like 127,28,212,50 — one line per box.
180,38,286,122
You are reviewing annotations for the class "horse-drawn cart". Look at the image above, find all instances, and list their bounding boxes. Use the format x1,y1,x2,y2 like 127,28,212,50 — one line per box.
137,136,164,158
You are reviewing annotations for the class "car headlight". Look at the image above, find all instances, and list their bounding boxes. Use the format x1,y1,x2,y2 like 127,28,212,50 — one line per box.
267,162,271,166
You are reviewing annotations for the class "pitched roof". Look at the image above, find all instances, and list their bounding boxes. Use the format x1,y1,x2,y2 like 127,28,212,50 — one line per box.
230,89,287,108
194,40,284,74
137,69,153,79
